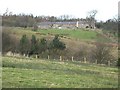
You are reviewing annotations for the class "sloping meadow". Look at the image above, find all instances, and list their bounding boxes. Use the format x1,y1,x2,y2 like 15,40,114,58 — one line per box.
2,56,118,88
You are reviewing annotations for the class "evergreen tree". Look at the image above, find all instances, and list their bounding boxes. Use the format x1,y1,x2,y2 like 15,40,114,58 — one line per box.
19,34,30,55
30,35,37,54
38,38,47,54
49,35,66,50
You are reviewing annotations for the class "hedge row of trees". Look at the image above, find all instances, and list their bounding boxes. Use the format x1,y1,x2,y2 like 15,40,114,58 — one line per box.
2,14,35,27
2,13,80,28
95,19,118,35
2,29,66,57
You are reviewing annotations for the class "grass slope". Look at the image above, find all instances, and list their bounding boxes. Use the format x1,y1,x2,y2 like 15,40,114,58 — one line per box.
5,27,114,43
37,29,97,40
8,28,98,41
2,56,118,88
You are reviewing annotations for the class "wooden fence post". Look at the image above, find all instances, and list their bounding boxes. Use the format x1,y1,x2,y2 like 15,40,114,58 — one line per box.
48,55,49,59
72,56,74,62
36,55,38,58
60,56,62,61
26,54,29,58
108,61,110,66
95,59,97,64
84,57,86,63
23,54,26,57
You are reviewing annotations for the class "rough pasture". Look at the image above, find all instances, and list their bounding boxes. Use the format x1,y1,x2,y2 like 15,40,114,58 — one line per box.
2,56,118,88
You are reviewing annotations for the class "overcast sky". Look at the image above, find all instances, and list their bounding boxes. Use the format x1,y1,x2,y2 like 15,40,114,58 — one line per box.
0,0,119,21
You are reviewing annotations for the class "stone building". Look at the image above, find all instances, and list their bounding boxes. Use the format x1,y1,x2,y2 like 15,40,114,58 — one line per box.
37,19,95,29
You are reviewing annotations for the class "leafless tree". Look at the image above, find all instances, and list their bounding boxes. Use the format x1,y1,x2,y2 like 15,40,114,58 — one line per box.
86,10,98,28
92,43,113,64
87,10,97,19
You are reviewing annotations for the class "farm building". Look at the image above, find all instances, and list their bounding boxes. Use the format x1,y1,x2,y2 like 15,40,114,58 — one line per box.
37,19,95,29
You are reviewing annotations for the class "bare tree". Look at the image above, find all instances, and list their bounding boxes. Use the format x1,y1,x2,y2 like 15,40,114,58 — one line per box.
86,10,98,28
92,43,113,65
59,15,71,21
87,10,97,19
3,8,9,16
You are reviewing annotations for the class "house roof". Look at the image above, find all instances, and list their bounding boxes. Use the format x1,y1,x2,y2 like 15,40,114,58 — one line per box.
38,21,91,26
38,21,76,25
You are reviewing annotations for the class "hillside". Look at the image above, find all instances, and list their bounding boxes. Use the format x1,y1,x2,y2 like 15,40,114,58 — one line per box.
3,27,118,66
2,56,118,88
3,27,115,43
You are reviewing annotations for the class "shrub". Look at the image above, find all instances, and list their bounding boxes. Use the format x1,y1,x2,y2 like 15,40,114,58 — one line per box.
49,35,66,50
92,42,112,65
37,38,47,54
2,28,18,54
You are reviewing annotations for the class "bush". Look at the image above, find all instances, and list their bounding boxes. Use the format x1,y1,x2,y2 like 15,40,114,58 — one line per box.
2,28,19,54
49,35,66,50
37,38,47,54
32,24,38,31
92,42,113,65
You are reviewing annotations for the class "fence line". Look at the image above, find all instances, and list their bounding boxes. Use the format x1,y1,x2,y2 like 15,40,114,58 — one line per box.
6,53,113,66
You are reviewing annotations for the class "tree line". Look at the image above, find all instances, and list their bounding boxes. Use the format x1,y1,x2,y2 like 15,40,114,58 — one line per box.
2,29,66,58
19,34,66,57
96,19,118,33
2,12,79,28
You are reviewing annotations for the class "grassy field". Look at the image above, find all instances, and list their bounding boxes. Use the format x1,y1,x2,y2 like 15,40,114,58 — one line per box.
5,27,113,43
37,29,97,40
2,56,118,88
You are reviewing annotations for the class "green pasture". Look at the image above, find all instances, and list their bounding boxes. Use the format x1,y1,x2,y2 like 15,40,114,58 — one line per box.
6,27,113,42
2,56,118,88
